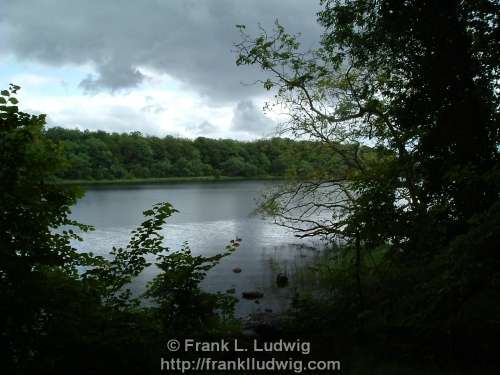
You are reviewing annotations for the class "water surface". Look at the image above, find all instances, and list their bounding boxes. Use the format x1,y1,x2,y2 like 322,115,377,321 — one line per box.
71,181,326,316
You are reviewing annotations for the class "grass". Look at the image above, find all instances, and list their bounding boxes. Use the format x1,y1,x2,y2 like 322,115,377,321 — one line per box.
57,175,283,186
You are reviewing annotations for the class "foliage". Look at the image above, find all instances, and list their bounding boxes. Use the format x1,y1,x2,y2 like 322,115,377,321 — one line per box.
0,87,241,374
236,0,500,367
145,239,240,336
0,84,98,370
44,127,355,180
82,202,180,305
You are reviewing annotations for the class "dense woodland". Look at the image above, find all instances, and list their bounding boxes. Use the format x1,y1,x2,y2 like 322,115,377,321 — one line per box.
1,0,499,374
45,127,353,180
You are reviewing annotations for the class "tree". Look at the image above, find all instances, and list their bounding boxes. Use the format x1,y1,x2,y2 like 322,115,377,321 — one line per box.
236,0,499,249
0,87,242,373
235,0,500,361
0,85,96,370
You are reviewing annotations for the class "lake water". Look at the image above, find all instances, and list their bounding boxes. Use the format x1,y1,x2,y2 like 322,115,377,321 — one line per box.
70,181,327,317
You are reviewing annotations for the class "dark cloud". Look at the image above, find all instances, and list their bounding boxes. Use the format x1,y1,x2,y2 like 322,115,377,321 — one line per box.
1,0,321,102
80,62,146,92
231,100,275,136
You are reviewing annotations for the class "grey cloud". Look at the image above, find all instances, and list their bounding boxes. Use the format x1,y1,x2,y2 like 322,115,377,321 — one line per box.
193,120,218,135
79,62,146,92
2,0,321,102
231,100,275,136
141,96,167,114
141,104,166,114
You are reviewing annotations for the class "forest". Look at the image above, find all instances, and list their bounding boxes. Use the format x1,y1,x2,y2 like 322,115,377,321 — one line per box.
1,0,499,374
44,127,354,180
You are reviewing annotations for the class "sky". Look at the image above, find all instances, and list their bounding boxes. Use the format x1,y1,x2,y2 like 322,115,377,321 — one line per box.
0,0,322,140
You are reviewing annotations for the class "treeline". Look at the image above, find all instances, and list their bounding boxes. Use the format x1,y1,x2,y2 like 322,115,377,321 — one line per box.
44,127,351,180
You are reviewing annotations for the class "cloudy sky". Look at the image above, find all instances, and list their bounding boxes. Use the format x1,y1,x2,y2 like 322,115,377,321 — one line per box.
0,0,321,140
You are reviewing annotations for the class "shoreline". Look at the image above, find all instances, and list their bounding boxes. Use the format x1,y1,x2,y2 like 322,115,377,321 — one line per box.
57,175,283,186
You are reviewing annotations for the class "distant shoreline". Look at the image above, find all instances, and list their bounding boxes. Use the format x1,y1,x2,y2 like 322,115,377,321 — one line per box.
57,175,283,186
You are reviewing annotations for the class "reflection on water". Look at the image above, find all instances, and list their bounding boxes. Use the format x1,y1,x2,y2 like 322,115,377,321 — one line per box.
70,181,328,316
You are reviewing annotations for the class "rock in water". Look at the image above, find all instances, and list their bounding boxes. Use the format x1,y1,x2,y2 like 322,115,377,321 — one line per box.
232,267,242,273
242,291,264,300
276,273,289,287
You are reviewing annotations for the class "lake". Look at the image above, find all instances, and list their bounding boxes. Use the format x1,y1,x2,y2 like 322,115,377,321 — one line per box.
70,180,327,317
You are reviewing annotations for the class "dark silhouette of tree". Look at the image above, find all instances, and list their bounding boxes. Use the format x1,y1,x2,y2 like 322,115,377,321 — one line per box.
236,0,500,366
